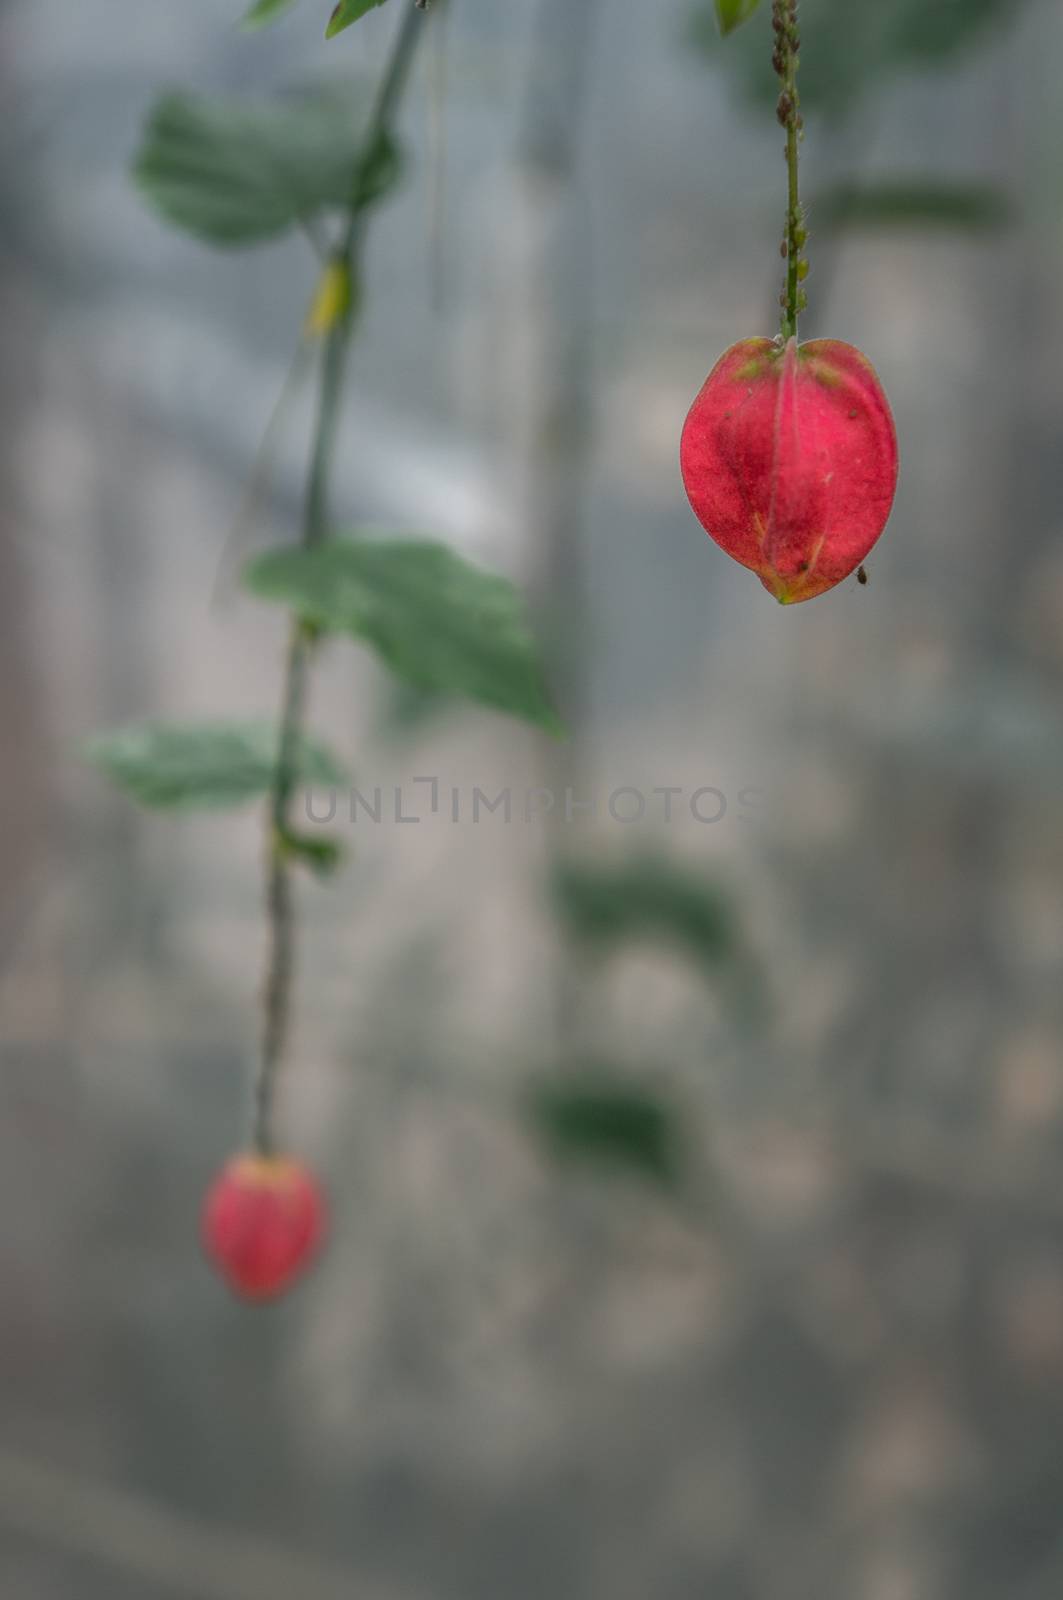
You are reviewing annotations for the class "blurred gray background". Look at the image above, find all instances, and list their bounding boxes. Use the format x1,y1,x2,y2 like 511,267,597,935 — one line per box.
4,0,1063,1596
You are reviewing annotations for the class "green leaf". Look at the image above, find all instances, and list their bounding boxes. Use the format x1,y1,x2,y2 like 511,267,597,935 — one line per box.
553,854,735,978
244,538,562,734
529,1074,682,1190
86,720,346,810
276,828,346,877
714,0,762,36
375,679,453,743
242,0,298,28
816,179,1013,233
326,0,390,39
350,129,402,212
133,87,402,247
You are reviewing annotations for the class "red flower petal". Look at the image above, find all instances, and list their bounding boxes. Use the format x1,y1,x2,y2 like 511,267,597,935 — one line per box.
202,1153,326,1302
681,336,898,604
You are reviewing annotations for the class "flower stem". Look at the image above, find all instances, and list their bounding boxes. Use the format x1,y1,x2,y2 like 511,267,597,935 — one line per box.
773,0,806,342
252,1,429,1157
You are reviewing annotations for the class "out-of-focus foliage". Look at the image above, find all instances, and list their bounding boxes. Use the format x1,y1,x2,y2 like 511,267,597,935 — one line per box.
327,0,391,40
86,721,346,809
374,680,452,742
242,0,298,29
689,0,1032,118
275,828,345,877
714,0,762,38
528,1073,683,1190
244,539,563,732
816,178,1014,232
133,89,402,247
552,855,736,980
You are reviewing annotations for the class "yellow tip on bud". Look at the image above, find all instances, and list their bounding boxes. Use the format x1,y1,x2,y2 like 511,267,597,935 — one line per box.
304,259,352,338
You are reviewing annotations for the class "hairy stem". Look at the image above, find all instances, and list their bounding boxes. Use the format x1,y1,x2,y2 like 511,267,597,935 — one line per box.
773,0,806,341
253,1,429,1156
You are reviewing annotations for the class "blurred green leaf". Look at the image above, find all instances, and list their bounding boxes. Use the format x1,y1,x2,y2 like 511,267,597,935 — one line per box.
277,828,346,876
242,0,298,28
884,0,1029,64
529,1074,682,1189
350,129,402,211
553,854,736,978
690,0,1032,118
816,179,1013,232
133,88,402,247
374,679,453,743
327,0,390,39
86,720,345,809
715,0,762,36
244,538,563,733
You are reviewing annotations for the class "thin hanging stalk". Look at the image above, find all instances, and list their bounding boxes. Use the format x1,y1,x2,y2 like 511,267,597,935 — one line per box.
773,0,807,340
254,2,429,1154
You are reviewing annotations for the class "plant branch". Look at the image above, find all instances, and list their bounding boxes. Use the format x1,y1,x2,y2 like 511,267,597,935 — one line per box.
252,0,429,1156
773,0,806,341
